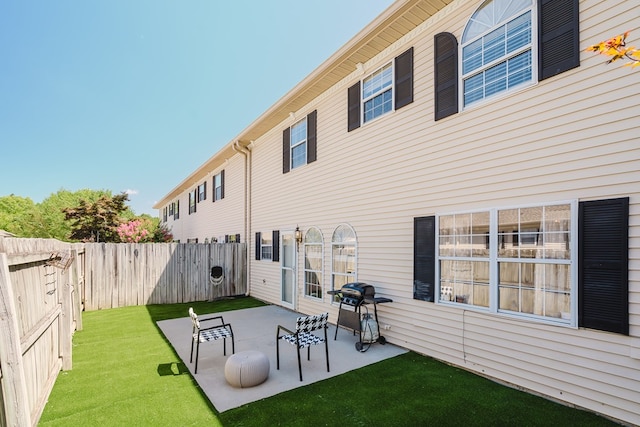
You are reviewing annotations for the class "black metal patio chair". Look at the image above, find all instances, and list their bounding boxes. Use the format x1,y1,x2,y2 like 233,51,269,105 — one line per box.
189,307,234,374
276,312,329,381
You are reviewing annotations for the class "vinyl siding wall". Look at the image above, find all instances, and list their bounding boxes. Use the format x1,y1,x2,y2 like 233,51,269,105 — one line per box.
163,154,246,243
247,0,640,424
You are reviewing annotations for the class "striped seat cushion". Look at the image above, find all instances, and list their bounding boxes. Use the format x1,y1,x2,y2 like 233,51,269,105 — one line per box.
195,326,232,343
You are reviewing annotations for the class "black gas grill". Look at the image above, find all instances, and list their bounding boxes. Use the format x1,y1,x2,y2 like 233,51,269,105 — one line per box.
339,282,375,306
327,282,392,352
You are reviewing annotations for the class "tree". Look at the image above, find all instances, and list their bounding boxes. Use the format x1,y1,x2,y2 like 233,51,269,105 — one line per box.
0,195,38,237
64,193,129,242
36,189,115,240
117,219,150,242
151,220,173,242
587,31,640,67
117,215,173,243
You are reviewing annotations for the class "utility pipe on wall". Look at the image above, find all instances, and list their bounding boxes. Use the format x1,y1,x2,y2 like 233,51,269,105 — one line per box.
233,140,252,296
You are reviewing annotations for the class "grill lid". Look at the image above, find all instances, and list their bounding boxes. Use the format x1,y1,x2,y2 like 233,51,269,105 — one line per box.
340,282,375,298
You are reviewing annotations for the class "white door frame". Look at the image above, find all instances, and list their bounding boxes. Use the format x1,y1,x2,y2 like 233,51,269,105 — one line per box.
280,229,297,310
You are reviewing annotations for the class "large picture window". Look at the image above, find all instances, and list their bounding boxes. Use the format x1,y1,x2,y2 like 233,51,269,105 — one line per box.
438,202,575,324
304,227,324,299
461,0,534,108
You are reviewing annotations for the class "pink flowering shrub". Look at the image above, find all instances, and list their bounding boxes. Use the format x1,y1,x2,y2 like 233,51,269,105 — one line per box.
117,219,150,243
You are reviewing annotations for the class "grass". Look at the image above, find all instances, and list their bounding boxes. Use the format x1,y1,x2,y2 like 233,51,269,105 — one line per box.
39,298,620,426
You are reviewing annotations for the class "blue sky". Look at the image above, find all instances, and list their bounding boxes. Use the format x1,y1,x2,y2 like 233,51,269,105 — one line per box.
0,1,394,215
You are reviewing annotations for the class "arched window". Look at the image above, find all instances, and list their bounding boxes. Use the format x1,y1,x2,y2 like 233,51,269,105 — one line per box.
461,0,534,108
331,224,357,300
304,227,324,299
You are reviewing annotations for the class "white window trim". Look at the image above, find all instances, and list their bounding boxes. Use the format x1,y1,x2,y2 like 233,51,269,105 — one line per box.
459,0,538,111
303,226,324,300
188,190,197,214
360,61,395,126
330,223,358,301
290,117,308,170
436,200,577,327
260,233,273,261
198,182,206,202
214,173,223,201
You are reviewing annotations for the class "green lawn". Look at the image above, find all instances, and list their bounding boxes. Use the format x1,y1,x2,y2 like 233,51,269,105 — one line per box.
39,298,619,426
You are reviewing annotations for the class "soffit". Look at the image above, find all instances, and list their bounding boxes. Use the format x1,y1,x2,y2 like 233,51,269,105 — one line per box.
154,0,453,208
237,0,453,144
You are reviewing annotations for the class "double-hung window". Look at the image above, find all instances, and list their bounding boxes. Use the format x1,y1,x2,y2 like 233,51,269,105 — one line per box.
435,0,579,120
260,233,273,261
255,231,279,262
189,189,197,214
363,63,393,123
198,182,206,202
461,0,534,108
283,111,317,174
348,47,413,131
438,202,575,323
213,170,224,202
290,118,307,170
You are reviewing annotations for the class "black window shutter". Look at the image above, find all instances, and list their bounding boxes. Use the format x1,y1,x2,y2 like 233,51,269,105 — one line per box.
255,232,261,260
578,197,629,335
414,216,436,302
395,47,414,110
272,230,280,262
347,82,361,132
307,110,317,164
434,32,458,121
539,0,580,80
283,128,291,174
235,233,241,242
220,169,225,199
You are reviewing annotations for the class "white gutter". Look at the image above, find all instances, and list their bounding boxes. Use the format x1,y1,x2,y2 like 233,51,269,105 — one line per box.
233,140,252,296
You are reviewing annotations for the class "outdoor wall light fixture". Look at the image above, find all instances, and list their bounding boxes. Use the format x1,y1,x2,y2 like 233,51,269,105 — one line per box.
295,226,303,246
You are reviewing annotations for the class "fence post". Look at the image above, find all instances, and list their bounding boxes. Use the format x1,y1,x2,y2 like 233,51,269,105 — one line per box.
60,269,73,371
70,249,83,331
0,253,32,427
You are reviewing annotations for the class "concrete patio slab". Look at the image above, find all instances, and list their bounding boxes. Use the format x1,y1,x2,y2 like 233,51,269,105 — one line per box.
157,305,407,412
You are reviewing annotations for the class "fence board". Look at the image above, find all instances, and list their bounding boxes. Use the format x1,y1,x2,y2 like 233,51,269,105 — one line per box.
0,239,245,427
81,243,246,310
0,253,32,427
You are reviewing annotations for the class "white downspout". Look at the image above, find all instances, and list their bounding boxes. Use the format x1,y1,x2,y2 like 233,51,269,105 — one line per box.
233,140,252,296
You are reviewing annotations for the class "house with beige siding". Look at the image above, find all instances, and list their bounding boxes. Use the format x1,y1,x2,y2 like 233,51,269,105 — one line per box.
154,0,640,424
156,142,249,244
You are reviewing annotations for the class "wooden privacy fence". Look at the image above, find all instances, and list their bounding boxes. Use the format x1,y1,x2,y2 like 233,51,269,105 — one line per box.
83,242,247,310
0,238,83,427
0,239,246,427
